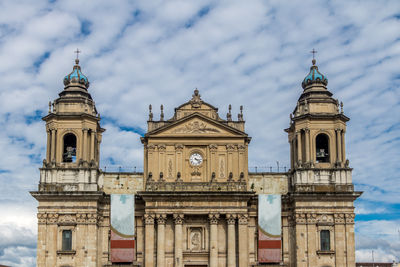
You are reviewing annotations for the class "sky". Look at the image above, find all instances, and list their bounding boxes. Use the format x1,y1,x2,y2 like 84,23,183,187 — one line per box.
0,0,399,266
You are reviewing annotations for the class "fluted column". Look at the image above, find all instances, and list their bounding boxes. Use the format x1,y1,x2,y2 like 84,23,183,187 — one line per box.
336,129,342,164
226,214,236,267
156,214,167,267
82,128,88,161
341,130,346,163
144,214,155,267
46,129,51,162
209,213,220,267
296,131,302,165
90,130,95,161
305,128,310,163
238,214,248,267
174,214,184,267
50,129,56,162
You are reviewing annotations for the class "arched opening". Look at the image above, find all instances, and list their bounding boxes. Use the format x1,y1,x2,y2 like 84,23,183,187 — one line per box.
316,134,329,163
63,133,77,162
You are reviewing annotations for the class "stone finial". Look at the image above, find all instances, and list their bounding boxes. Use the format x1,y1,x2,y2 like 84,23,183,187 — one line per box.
147,172,153,182
238,105,244,121
227,104,232,121
160,104,164,121
190,88,202,108
228,172,233,181
148,104,153,121
340,101,344,114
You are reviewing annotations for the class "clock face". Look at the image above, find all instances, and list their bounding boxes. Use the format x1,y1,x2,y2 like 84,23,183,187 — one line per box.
189,153,203,166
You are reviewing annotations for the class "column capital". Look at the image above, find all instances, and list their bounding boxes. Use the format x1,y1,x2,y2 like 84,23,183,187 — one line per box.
345,213,355,224
226,214,237,225
156,214,167,225
208,213,220,225
334,213,345,224
83,128,89,132
173,214,184,225
144,214,155,225
238,214,248,225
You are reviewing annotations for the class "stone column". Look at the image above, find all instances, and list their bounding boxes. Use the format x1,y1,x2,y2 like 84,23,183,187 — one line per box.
336,129,342,164
226,214,236,267
334,213,346,267
90,130,95,161
174,214,184,267
144,214,155,267
156,214,167,267
238,214,248,267
46,130,51,162
209,213,220,267
296,131,302,165
83,128,88,162
305,128,310,163
345,213,356,267
51,129,56,162
341,130,346,163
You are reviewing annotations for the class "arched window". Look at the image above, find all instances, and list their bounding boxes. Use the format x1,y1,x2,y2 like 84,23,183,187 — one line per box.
316,134,329,163
63,133,77,162
320,230,330,251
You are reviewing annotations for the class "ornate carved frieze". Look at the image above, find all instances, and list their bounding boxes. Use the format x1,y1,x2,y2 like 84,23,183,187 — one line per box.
37,213,47,224
226,144,236,152
334,213,345,224
209,144,218,151
86,213,97,224
58,214,76,224
47,213,59,224
147,144,156,151
294,213,306,224
226,214,237,225
173,214,184,225
345,213,355,224
175,144,184,151
307,213,317,224
237,144,246,151
208,213,220,225
317,214,334,224
238,214,248,225
144,214,155,225
156,214,167,225
76,213,87,223
172,121,220,134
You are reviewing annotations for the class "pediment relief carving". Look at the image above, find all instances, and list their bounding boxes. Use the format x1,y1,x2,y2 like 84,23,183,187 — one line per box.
171,120,220,134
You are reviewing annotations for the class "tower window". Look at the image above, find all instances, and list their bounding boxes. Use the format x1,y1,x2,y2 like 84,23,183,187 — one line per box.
320,230,330,251
316,134,329,163
62,230,72,251
63,133,77,162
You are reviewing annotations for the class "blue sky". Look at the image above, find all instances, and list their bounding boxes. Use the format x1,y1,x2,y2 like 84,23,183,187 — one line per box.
0,0,399,266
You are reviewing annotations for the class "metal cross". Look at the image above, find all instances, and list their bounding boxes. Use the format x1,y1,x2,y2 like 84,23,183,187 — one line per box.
74,48,81,59
310,48,317,59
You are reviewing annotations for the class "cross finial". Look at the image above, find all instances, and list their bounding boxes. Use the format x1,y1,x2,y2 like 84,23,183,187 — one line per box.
310,48,317,59
310,48,317,65
74,48,81,59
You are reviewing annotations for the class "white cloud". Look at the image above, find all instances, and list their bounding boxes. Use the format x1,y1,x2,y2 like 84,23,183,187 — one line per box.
0,0,398,264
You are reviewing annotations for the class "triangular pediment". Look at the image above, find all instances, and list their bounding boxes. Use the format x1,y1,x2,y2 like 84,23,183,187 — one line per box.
146,113,247,137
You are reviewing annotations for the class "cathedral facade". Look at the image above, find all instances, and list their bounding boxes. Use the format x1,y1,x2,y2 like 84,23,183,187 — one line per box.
31,57,361,267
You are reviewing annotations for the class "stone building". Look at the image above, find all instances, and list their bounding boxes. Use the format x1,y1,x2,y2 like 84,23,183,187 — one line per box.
31,57,362,267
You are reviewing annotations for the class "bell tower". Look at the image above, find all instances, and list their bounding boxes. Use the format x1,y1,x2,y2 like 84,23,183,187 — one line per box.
286,58,352,187
40,57,104,191
285,57,361,267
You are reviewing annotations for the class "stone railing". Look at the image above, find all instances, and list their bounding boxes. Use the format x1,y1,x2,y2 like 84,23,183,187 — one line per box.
145,180,247,192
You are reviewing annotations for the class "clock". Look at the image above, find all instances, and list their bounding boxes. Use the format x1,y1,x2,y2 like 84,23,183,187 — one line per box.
189,153,203,166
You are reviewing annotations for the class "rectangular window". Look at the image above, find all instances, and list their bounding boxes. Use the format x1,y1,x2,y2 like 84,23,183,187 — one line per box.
320,230,330,251
62,230,72,251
